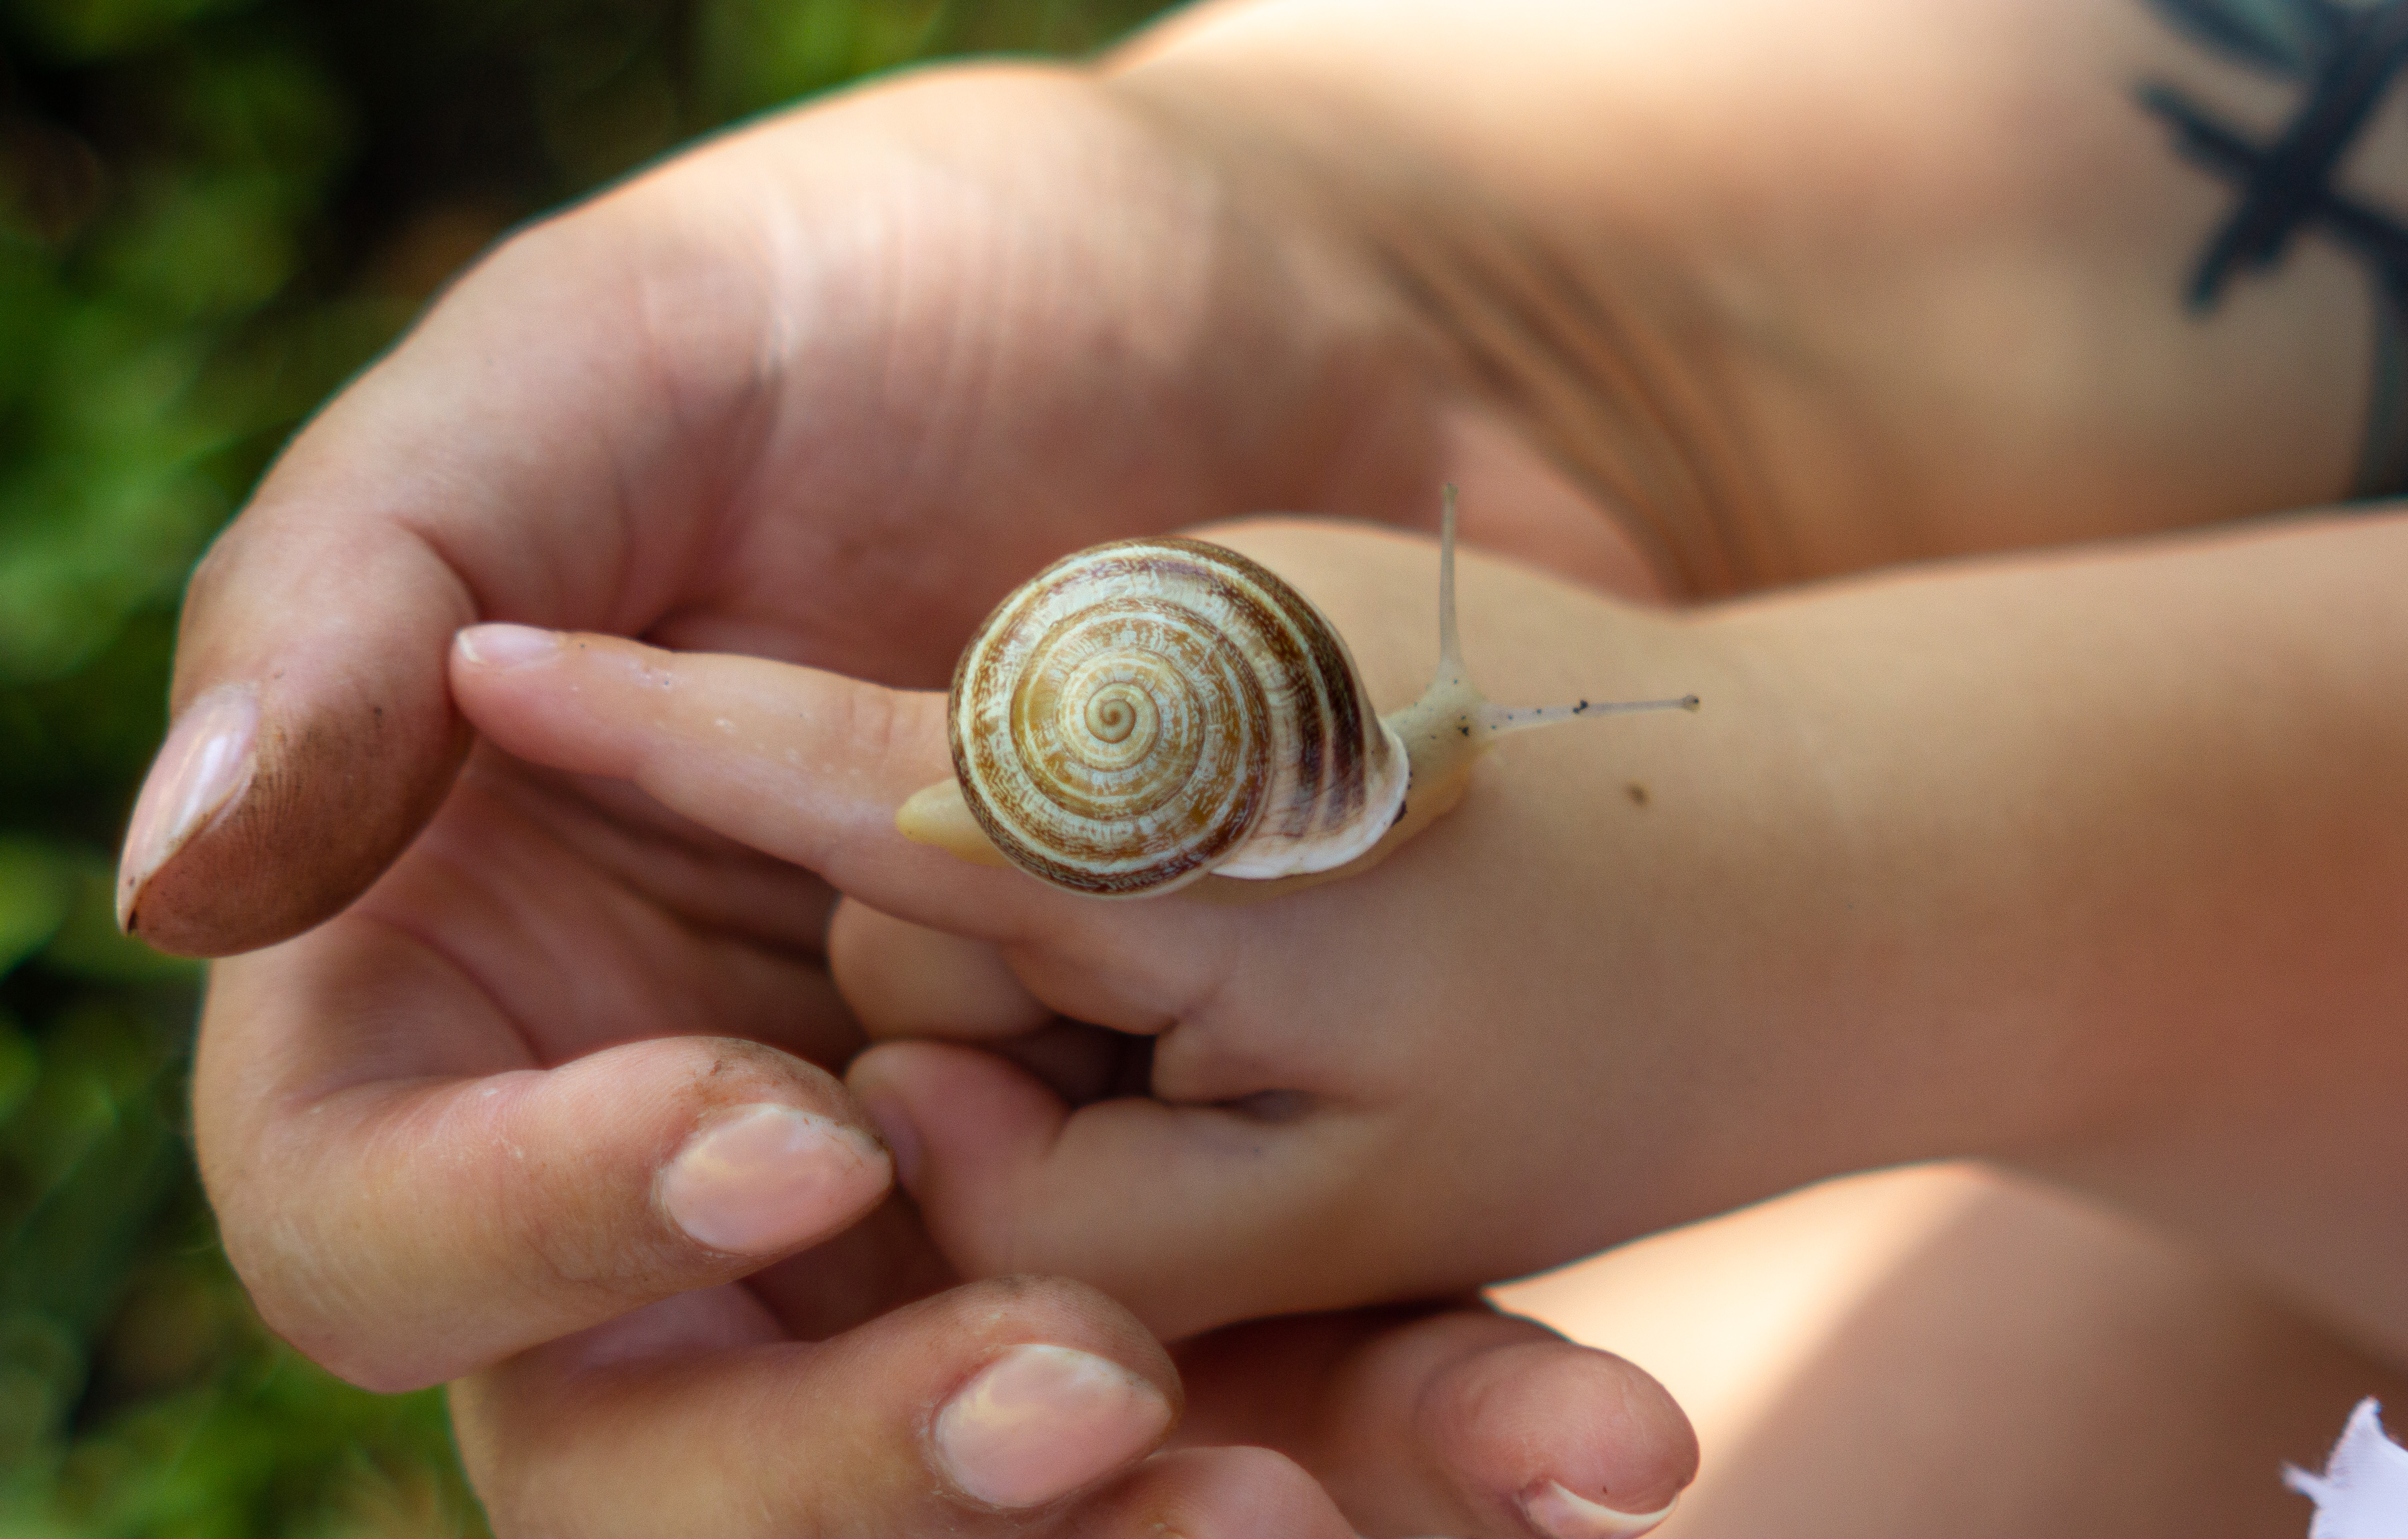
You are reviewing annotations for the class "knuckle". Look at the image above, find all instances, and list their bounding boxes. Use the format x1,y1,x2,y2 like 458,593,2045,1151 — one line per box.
236,1260,425,1394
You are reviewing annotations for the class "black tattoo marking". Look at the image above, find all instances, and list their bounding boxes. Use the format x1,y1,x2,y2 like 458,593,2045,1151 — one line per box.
2140,0,2408,492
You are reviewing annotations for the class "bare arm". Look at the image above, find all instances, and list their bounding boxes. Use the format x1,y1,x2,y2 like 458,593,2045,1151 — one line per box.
1705,508,2408,1364
1111,0,2408,586
452,498,2408,1367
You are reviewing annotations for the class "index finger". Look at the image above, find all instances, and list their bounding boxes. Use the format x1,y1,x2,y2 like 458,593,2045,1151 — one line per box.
448,621,1252,1046
447,624,1142,946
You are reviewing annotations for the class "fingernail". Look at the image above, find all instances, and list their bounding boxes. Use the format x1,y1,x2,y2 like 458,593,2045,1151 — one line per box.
454,623,561,668
659,1104,891,1255
854,1090,923,1188
1522,1480,1677,1539
933,1344,1173,1508
117,686,260,932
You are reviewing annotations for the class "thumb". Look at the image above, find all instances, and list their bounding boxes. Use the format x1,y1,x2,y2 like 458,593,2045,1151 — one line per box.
116,207,767,956
116,518,473,956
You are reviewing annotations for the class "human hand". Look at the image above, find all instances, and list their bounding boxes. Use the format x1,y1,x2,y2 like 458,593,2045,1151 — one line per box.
126,49,1695,1539
449,490,2408,1385
442,516,1785,1347
206,866,1694,1538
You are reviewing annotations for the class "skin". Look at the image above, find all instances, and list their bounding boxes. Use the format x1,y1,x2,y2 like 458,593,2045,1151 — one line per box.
1496,1164,2408,1536
453,494,2408,1369
123,0,2408,1528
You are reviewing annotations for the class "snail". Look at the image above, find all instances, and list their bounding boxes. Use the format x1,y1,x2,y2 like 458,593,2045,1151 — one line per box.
895,488,1699,897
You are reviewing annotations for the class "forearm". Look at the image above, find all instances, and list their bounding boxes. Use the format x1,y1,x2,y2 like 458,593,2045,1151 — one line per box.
1690,509,2408,1360
1113,0,2408,588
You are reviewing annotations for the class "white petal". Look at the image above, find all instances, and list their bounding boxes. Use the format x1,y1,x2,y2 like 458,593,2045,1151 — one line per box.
2286,1399,2408,1538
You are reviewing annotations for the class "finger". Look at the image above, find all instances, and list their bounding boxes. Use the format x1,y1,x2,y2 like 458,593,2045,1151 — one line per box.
453,625,1244,1021
1181,1307,1695,1538
848,1040,1352,1341
199,921,894,1391
827,898,1155,1107
829,897,1050,1040
456,1275,1198,1537
114,190,790,955
450,625,1109,942
826,900,1189,1107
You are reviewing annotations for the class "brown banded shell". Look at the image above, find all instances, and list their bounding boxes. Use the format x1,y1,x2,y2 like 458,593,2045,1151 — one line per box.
949,537,1410,897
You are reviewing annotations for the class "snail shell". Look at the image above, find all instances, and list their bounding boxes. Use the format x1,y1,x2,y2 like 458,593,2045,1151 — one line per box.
947,537,1408,897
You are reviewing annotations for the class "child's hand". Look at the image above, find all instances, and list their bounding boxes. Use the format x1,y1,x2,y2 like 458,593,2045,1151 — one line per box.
451,516,1777,1341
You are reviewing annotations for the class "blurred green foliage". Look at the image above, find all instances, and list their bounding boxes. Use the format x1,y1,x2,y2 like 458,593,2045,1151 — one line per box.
0,0,1172,1529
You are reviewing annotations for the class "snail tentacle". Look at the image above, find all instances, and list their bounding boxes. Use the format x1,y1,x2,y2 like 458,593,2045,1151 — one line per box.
1375,488,1698,833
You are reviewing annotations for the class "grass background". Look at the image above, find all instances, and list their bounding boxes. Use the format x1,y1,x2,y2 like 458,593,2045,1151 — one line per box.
0,1,1174,1530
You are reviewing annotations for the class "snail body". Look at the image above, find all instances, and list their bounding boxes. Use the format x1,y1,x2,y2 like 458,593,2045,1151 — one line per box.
898,490,1697,898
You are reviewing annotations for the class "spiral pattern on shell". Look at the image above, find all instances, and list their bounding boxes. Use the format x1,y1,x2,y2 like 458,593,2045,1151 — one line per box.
950,537,1409,897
